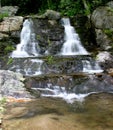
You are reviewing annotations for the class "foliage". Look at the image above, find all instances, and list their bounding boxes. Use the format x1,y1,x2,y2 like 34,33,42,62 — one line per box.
0,41,15,55
58,0,84,16
4,45,15,53
0,12,9,21
46,55,54,64
104,29,113,39
7,57,13,65
1,0,112,16
0,97,6,113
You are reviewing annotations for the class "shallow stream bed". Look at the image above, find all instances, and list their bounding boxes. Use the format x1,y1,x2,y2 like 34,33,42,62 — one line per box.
3,92,113,130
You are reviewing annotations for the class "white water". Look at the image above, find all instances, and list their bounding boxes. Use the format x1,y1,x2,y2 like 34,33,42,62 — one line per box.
11,19,40,58
9,59,43,76
82,60,103,74
32,85,96,103
60,18,89,55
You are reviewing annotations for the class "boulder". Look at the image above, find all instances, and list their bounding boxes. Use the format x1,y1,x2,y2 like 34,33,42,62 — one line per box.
96,51,113,69
0,6,19,16
91,6,113,29
95,29,112,50
0,16,23,33
38,10,61,20
91,2,113,50
0,70,32,98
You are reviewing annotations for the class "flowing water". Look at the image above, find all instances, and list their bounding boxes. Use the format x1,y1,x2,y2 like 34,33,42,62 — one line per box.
6,18,103,101
3,93,113,130
11,19,40,58
2,17,112,130
60,18,89,55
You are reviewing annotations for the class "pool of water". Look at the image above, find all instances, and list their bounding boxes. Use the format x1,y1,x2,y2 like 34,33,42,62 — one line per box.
3,92,113,130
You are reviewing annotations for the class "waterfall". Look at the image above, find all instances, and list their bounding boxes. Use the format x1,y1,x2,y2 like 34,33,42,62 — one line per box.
60,18,89,55
82,60,103,73
11,19,40,58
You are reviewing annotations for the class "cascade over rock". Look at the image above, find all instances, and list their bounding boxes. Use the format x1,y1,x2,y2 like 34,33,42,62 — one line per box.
2,8,113,101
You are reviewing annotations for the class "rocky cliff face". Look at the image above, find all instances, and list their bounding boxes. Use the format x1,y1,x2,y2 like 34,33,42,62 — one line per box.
91,1,113,70
91,1,113,51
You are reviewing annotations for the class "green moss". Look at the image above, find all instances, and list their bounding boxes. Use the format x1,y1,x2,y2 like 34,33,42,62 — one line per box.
0,12,9,21
107,7,113,12
7,57,13,65
104,29,113,38
37,35,41,40
4,45,15,53
0,97,6,114
46,55,54,64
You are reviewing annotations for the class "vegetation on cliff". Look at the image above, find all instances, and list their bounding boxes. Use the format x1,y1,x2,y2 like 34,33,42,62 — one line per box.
1,0,111,16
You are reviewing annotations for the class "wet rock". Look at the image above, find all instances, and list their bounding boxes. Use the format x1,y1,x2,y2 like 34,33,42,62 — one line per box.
73,74,113,94
32,18,64,54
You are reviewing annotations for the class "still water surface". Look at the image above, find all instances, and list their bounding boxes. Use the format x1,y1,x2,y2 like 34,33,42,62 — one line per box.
3,93,113,130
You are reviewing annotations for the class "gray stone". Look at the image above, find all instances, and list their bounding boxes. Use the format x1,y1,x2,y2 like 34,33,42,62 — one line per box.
106,1,113,8
91,6,113,29
0,16,23,32
0,6,19,16
96,51,113,69
0,70,32,98
95,29,112,50
96,51,112,63
39,10,61,20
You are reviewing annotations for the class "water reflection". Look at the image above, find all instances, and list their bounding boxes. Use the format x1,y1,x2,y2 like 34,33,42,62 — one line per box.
3,93,113,130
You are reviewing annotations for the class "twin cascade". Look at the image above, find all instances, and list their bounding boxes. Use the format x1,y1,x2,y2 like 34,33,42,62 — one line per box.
8,18,103,102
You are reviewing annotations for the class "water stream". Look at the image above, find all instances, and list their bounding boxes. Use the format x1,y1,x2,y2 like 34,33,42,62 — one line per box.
2,17,113,130
60,18,89,55
8,18,104,102
11,19,40,58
